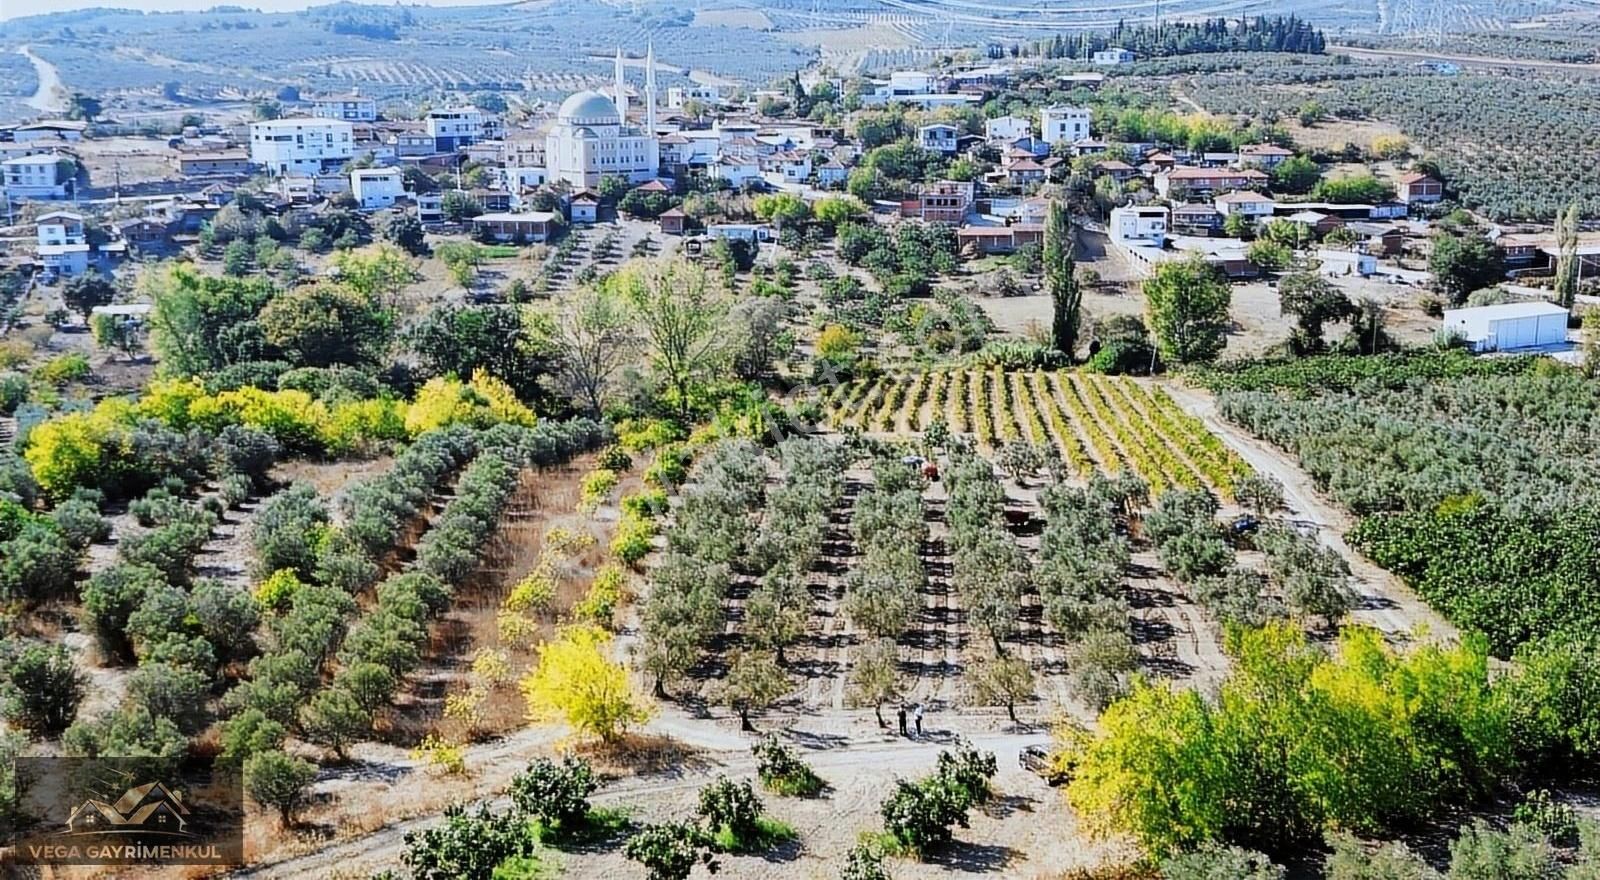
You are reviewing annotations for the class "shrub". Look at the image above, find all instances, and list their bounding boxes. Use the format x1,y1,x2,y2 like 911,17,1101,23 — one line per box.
596,444,633,471
218,708,287,759
880,776,971,853
643,445,691,489
127,661,211,735
50,495,109,550
401,802,534,880
0,641,84,734
79,563,165,662
299,686,371,759
1159,845,1284,880
519,624,649,743
752,734,824,797
63,704,186,760
251,484,328,579
610,510,656,567
573,563,628,627
697,784,758,851
509,756,598,832
254,568,305,612
621,489,669,519
579,468,619,511
623,822,719,880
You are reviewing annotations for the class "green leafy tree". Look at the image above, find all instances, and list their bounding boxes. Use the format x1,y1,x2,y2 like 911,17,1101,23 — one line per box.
440,190,483,222
620,261,730,422
1144,256,1231,365
379,211,428,256
718,649,789,732
1045,198,1081,358
299,687,371,760
1430,234,1505,306
243,749,317,827
61,271,115,323
508,756,597,831
258,283,392,368
1278,272,1357,355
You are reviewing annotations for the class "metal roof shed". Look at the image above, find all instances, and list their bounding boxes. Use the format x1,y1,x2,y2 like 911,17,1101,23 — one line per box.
1442,300,1569,352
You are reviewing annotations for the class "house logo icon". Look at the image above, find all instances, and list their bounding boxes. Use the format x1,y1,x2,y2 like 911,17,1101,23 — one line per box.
63,781,192,839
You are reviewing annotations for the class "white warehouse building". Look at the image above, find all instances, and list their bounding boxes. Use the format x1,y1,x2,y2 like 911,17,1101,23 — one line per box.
249,118,354,176
1442,301,1569,352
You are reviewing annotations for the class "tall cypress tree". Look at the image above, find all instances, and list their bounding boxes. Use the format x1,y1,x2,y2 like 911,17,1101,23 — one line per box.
1045,199,1081,359
1555,201,1580,310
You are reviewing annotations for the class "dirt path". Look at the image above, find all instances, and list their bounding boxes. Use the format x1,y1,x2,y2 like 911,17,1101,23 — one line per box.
232,705,1104,880
17,45,64,114
1161,382,1456,642
1331,43,1600,73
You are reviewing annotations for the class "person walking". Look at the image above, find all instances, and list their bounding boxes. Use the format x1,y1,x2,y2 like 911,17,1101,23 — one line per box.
897,704,908,737
913,704,924,738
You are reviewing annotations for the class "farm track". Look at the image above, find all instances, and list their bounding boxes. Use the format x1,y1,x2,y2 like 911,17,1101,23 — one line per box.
1161,382,1457,643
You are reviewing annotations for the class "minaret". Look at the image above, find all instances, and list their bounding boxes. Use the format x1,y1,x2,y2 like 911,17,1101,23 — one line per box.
613,47,628,121
644,42,658,134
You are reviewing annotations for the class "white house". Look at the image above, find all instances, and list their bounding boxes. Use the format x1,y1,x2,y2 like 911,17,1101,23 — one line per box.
1040,106,1091,145
427,107,485,151
502,166,548,191
249,118,354,176
888,71,937,95
2,154,71,199
311,92,378,122
918,123,960,155
1442,301,1569,352
712,156,761,188
14,120,86,142
1316,249,1377,277
1092,48,1136,65
985,116,1031,142
1109,205,1168,247
816,159,848,187
666,85,720,109
1213,190,1277,220
350,166,405,210
760,150,812,187
37,210,89,277
415,192,444,224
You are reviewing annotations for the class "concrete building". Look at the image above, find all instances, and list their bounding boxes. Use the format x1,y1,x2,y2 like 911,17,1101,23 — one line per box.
1316,249,1377,277
666,85,720,109
1092,48,1135,65
36,210,89,277
1109,205,1169,247
1040,105,1091,145
2,153,71,199
426,107,485,151
311,91,378,122
918,123,960,155
14,120,86,142
248,118,354,176
470,211,557,243
984,115,1031,142
350,166,406,210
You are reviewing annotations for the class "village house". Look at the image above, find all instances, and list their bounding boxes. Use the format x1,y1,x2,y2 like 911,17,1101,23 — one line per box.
415,192,444,224
706,223,771,244
760,150,812,186
1059,72,1106,90
114,216,172,254
1283,210,1345,240
816,159,848,187
249,118,354,176
1092,48,1136,65
1345,221,1406,256
1238,143,1294,168
390,128,437,159
1155,166,1269,198
1212,190,1277,220
1396,171,1444,204
36,210,89,278
1318,248,1378,277
984,116,1031,142
956,222,1043,255
918,123,960,155
2,153,71,199
174,150,251,176
712,156,762,188
311,92,378,122
1005,158,1046,186
1110,205,1169,247
1171,204,1222,235
1040,105,1091,145
905,180,973,223
666,85,720,108
471,211,557,243
427,107,486,151
1092,159,1137,183
351,167,406,210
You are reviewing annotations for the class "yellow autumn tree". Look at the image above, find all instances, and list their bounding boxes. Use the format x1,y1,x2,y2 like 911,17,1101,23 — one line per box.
520,624,649,743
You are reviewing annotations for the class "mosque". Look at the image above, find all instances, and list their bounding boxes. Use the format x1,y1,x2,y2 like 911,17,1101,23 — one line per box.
544,45,662,189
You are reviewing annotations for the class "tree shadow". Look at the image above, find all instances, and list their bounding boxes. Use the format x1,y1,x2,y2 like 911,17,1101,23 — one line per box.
926,840,1023,873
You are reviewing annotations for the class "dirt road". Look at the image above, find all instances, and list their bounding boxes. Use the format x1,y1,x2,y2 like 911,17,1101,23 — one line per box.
1161,381,1454,643
1332,43,1600,73
231,708,1086,880
18,45,65,114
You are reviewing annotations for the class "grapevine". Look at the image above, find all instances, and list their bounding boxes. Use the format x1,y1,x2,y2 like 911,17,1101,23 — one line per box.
1049,371,1124,473
1028,370,1091,476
